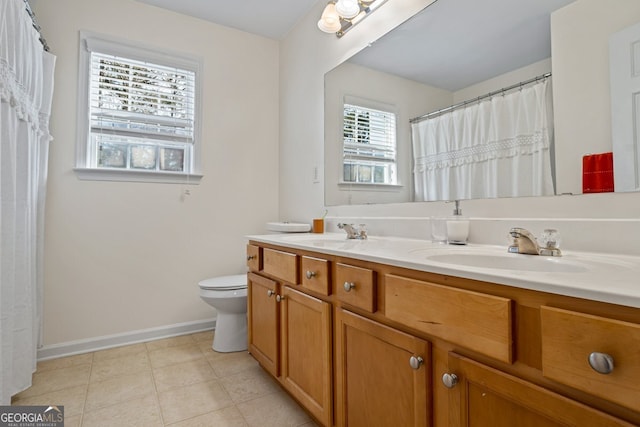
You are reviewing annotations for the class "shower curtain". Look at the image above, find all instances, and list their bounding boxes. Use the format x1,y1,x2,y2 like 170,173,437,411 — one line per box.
1,0,56,404
412,79,554,202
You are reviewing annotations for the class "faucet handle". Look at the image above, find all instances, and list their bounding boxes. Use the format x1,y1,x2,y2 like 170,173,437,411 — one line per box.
358,224,367,240
540,228,560,249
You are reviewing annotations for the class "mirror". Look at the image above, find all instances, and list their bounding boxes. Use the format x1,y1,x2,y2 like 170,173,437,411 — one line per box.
325,0,580,206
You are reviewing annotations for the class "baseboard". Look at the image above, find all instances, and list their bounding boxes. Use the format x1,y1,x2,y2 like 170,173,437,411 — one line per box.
37,318,216,361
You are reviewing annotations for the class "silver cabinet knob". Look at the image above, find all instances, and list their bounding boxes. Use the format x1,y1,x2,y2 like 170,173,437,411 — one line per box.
409,356,424,370
276,295,285,303
306,271,317,279
267,289,275,297
343,282,356,292
247,255,256,261
588,352,614,374
442,373,459,388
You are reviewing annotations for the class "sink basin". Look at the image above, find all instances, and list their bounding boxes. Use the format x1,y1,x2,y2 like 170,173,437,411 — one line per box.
280,233,372,249
426,253,588,273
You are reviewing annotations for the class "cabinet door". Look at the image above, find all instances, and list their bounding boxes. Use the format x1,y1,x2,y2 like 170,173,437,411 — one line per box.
248,273,279,377
445,353,634,427
335,309,431,427
281,287,333,426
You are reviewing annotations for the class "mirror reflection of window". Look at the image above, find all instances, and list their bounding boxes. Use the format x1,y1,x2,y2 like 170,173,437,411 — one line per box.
342,102,397,185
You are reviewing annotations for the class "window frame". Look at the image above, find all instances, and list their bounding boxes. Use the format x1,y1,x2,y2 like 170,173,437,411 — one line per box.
339,96,399,188
74,31,203,184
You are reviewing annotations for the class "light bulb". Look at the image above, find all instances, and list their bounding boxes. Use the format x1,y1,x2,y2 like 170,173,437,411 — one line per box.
336,0,360,19
317,3,341,33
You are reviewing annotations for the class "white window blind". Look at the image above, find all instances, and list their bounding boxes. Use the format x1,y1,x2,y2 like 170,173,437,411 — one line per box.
89,52,196,173
343,103,397,184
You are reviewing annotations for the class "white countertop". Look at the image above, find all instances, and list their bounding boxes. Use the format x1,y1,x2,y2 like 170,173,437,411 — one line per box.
247,232,640,309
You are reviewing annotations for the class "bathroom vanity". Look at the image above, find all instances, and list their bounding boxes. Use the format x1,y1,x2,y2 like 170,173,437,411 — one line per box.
245,233,640,427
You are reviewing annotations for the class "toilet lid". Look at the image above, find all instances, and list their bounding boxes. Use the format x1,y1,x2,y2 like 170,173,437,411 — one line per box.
199,274,247,291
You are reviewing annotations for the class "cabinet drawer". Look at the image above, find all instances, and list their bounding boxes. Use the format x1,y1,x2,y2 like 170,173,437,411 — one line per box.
335,263,376,312
301,256,330,295
263,248,298,284
246,244,261,272
541,306,640,411
385,274,512,363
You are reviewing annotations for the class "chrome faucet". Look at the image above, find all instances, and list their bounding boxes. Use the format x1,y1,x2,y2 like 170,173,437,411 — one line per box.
508,227,561,257
337,223,367,240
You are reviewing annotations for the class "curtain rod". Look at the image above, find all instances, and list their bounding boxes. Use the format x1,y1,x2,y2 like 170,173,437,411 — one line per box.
24,0,49,52
410,72,551,124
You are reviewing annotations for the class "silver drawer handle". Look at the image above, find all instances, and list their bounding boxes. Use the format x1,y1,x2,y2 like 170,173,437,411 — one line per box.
343,282,356,292
409,356,424,370
306,271,317,279
588,352,614,374
247,255,256,261
276,295,285,303
267,289,275,297
442,373,459,389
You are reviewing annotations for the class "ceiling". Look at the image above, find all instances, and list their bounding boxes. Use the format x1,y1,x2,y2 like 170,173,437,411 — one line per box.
347,0,576,91
130,0,575,91
133,0,319,40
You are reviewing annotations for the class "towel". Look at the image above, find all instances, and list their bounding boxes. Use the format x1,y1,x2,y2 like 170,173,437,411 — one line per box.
582,152,614,193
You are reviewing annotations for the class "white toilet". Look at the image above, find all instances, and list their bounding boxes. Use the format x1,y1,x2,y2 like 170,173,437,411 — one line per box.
198,274,248,352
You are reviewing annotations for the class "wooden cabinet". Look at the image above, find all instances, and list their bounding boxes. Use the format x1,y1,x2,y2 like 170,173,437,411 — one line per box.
540,306,640,411
281,286,333,426
445,353,633,427
247,241,640,427
246,244,261,272
335,263,376,312
247,272,279,377
263,248,298,284
385,274,513,363
301,255,331,295
335,308,431,427
248,248,333,427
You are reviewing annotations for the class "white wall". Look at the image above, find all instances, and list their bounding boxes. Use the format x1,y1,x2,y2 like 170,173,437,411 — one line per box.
280,0,640,227
279,0,438,222
324,62,451,205
35,0,280,346
453,58,552,103
553,0,640,195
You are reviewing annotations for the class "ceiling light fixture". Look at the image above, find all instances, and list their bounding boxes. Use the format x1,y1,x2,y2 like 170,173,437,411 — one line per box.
317,0,389,38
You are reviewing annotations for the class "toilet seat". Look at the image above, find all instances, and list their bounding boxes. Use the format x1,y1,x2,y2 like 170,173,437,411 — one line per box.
198,274,246,291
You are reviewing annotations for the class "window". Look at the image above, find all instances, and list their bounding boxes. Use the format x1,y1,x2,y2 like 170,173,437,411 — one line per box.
75,32,202,183
342,102,397,185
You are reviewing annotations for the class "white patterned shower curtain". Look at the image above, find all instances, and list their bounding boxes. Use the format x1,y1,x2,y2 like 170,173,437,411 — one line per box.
1,0,56,404
412,79,555,202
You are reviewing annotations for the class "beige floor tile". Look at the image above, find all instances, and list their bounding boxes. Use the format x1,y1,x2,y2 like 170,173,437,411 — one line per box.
145,335,196,352
206,351,258,378
92,343,147,362
195,339,215,354
15,364,91,399
158,379,233,425
82,394,162,427
90,351,151,383
189,330,214,343
85,372,155,412
152,358,217,392
148,343,204,369
63,414,82,427
219,364,280,403
237,391,311,427
12,384,87,417
36,353,93,373
165,405,248,427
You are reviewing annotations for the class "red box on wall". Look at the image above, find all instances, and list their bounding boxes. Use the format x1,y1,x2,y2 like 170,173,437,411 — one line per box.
582,152,614,193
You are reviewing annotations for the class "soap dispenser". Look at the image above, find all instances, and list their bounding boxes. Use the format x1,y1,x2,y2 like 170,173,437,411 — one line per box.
446,200,469,245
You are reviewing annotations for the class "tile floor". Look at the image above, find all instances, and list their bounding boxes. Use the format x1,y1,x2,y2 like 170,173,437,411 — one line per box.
12,331,317,427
